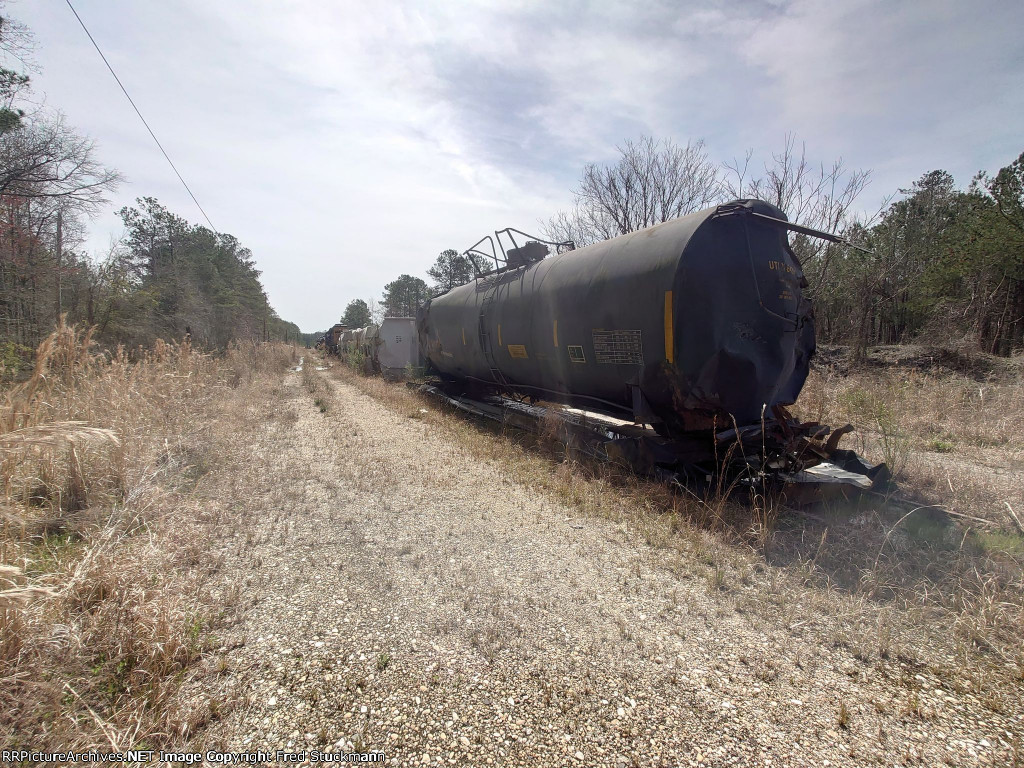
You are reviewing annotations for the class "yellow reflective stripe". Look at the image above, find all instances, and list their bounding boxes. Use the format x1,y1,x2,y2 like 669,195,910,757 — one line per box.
553,319,558,347
664,291,674,364
462,327,466,345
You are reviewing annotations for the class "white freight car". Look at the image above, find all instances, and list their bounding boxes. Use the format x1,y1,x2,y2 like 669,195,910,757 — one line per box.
376,317,418,378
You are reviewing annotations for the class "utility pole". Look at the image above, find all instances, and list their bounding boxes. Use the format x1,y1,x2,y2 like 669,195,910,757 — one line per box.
54,208,63,324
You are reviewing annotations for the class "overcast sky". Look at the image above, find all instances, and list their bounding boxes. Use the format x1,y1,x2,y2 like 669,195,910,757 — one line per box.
9,0,1024,332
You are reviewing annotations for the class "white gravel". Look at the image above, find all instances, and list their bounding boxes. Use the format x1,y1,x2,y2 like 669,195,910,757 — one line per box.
192,371,1021,767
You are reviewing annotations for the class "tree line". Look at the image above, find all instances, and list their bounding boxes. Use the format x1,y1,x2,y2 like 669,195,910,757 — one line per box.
330,249,474,336
347,135,1022,360
1,5,298,375
12,0,1011,360
543,135,1023,358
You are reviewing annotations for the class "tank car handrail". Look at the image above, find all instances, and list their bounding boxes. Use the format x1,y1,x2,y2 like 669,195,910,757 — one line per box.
463,235,498,277
494,228,575,258
465,249,496,275
465,228,575,279
712,203,872,253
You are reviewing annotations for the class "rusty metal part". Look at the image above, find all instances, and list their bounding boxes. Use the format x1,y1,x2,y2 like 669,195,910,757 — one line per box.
825,423,855,451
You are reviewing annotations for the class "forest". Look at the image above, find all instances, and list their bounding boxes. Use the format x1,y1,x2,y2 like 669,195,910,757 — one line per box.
0,8,298,376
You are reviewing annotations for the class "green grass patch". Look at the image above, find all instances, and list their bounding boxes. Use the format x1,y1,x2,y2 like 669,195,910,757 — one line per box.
976,530,1024,556
26,531,84,576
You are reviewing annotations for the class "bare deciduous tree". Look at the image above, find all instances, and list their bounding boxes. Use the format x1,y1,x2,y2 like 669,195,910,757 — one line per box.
723,133,873,278
367,298,384,325
543,136,725,246
723,134,876,352
0,112,120,346
724,134,870,233
0,113,121,210
0,5,35,133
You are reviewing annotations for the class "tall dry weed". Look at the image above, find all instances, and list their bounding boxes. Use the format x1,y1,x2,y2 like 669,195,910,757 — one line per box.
0,320,296,750
789,360,1024,688
797,364,1024,525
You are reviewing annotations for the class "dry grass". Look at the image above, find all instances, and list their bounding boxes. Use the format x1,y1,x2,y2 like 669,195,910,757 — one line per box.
328,353,1024,716
0,321,297,751
796,360,1024,527
302,356,334,414
785,357,1024,707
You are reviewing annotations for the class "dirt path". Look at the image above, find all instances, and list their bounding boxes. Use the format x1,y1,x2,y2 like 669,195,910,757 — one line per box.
193,368,1018,767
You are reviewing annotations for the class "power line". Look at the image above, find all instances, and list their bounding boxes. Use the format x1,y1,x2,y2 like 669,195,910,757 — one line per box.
64,0,218,233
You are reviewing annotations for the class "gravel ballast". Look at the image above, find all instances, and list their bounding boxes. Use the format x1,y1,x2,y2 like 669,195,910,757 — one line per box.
192,368,1020,767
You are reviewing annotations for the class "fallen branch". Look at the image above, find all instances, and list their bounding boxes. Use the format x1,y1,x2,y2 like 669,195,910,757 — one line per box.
1005,502,1024,535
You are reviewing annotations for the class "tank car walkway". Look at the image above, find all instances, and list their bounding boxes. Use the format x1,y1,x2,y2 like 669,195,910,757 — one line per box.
192,367,1015,767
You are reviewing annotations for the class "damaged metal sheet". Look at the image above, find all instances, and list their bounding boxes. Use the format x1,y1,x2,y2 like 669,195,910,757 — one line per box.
778,462,874,506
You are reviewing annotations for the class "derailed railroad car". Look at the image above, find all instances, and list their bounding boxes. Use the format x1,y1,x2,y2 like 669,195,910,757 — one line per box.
417,199,826,436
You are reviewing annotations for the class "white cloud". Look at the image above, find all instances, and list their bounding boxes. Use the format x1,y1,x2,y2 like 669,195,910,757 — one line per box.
8,0,1023,331
740,0,1024,183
